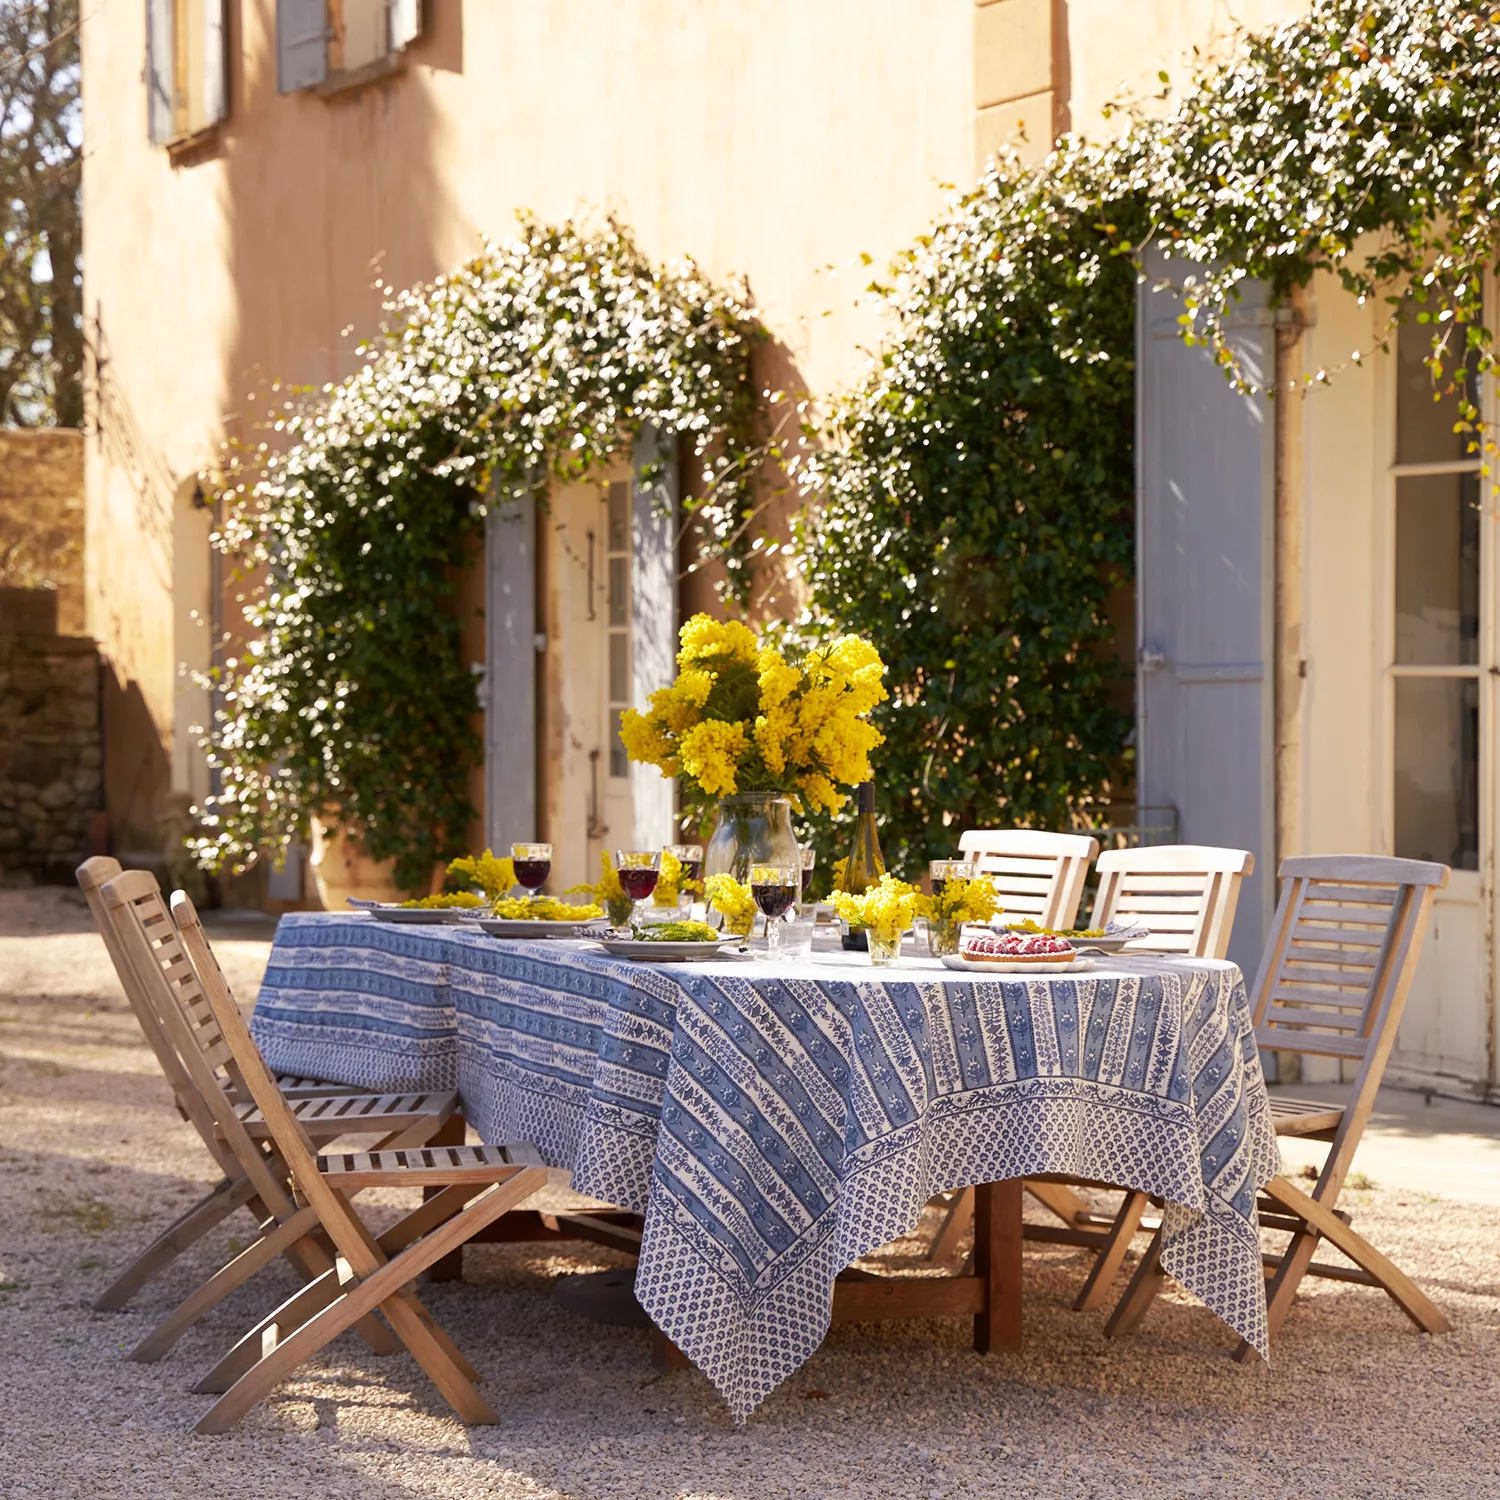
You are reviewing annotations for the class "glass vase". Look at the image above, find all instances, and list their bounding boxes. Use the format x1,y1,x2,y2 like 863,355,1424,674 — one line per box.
926,917,963,958
867,929,902,966
704,793,801,885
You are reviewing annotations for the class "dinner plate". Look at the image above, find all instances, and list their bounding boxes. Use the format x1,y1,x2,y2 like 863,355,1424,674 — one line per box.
460,915,608,939
347,900,472,925
590,937,743,962
940,953,1096,975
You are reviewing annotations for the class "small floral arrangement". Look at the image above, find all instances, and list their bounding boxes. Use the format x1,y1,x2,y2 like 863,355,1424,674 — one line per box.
704,872,758,938
832,874,920,947
568,853,635,927
917,875,1001,927
446,849,517,902
652,848,702,907
620,613,887,815
492,894,604,921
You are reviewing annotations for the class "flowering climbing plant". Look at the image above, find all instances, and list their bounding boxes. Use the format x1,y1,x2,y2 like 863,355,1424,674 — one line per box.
619,613,887,818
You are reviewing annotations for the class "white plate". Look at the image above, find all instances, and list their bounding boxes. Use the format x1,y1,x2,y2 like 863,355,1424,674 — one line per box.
941,953,1095,975
347,901,471,925
461,916,607,939
590,937,744,962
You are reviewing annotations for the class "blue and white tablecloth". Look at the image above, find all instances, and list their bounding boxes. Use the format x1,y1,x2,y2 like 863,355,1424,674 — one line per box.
253,914,1280,1419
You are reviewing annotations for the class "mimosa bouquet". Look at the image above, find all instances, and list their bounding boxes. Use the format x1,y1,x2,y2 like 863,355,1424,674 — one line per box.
705,873,758,938
569,852,635,928
916,875,1002,926
832,875,921,947
620,614,887,815
652,848,701,906
402,849,515,908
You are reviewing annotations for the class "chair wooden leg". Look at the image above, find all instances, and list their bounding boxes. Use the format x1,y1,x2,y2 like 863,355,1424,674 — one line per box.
195,1170,541,1433
1073,1191,1149,1313
425,1114,468,1283
128,1203,321,1362
973,1179,1023,1353
1103,1226,1166,1337
1025,1179,1089,1228
926,1187,974,1262
93,1175,258,1310
1231,1174,1451,1362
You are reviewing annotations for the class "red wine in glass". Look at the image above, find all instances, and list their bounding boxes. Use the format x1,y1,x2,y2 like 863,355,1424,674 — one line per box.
752,880,797,920
618,867,659,901
513,858,551,891
682,858,703,885
800,866,814,898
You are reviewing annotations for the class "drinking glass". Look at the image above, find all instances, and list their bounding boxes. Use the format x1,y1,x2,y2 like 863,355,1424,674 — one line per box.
512,842,553,894
776,913,816,963
750,861,799,955
613,850,661,926
929,858,970,897
799,846,816,903
665,842,705,904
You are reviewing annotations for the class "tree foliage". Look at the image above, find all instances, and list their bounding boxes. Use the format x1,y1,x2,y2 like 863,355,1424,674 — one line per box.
194,218,760,891
0,0,79,427
797,0,1500,875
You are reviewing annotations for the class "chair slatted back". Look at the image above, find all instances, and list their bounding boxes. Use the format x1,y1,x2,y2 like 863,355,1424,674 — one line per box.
100,871,295,1214
172,892,383,1269
958,829,1100,930
1089,843,1254,959
1249,853,1447,1199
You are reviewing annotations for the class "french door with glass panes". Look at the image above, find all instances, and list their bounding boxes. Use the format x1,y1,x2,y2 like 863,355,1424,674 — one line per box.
1387,312,1496,1093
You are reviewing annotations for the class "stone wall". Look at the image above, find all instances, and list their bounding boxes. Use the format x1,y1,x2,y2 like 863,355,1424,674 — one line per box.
0,428,85,636
0,626,102,881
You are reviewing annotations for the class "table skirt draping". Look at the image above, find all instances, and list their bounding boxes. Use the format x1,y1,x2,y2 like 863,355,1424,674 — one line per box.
252,914,1281,1420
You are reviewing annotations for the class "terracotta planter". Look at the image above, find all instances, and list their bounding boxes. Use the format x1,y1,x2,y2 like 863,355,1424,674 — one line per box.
308,814,404,911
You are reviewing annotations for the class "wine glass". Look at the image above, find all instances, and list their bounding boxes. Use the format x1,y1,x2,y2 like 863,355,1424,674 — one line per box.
512,843,553,896
750,861,799,956
929,858,969,897
613,850,660,928
798,846,816,904
665,842,704,905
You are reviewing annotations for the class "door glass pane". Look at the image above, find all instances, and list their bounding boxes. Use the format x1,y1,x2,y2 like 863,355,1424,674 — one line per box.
609,709,628,779
1394,677,1479,869
1394,472,1480,664
607,482,629,551
608,557,628,627
609,632,629,703
1396,316,1480,465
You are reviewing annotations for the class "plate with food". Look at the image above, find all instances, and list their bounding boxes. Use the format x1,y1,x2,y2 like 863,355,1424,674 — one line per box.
589,920,745,962
347,896,481,924
998,917,1149,953
457,894,607,939
942,931,1094,975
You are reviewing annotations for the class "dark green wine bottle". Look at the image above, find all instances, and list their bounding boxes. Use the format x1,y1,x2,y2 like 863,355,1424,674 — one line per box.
840,782,885,951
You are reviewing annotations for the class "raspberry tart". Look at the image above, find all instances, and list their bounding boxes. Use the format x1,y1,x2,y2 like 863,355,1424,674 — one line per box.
959,931,1077,966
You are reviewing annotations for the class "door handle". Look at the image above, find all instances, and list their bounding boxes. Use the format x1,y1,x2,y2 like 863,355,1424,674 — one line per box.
1139,647,1168,672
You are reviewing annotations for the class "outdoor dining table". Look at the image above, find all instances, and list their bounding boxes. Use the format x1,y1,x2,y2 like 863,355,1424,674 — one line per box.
251,913,1281,1420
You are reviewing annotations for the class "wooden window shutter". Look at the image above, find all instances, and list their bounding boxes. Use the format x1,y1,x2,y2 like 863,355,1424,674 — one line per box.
203,0,230,125
388,0,422,51
277,0,330,92
145,0,175,144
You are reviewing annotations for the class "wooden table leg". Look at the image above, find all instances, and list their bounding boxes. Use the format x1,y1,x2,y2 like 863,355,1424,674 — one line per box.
651,1327,692,1370
973,1178,1023,1353
425,1113,467,1283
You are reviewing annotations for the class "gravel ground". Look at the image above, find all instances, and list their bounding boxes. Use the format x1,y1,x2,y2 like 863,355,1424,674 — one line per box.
2,885,1497,1499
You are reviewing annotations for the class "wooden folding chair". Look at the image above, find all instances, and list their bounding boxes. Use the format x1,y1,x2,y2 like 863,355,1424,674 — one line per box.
167,890,546,1432
88,864,459,1361
957,828,1100,932
925,829,1101,1259
1103,854,1452,1351
1089,842,1254,957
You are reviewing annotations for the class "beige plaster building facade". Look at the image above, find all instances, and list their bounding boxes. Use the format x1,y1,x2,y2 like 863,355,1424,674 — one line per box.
86,2,1499,1099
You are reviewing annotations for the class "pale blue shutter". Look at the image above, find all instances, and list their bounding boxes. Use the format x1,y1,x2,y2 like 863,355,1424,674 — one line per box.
485,492,538,847
1135,249,1275,980
630,426,679,849
277,0,329,92
388,0,422,50
202,0,229,125
145,0,175,144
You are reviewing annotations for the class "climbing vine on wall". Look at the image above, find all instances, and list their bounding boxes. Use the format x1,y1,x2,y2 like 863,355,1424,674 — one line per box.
797,0,1500,875
192,217,761,891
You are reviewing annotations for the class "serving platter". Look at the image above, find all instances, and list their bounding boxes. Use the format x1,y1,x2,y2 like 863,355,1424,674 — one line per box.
347,900,472,925
590,936,744,962
459,915,607,939
998,922,1150,954
940,953,1095,976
